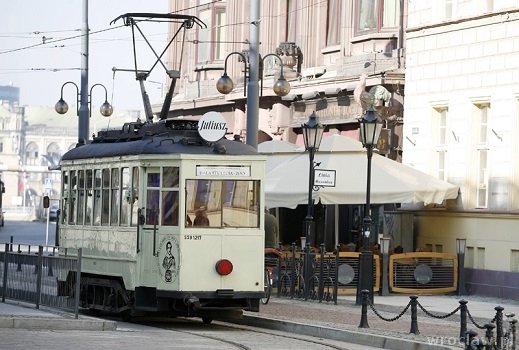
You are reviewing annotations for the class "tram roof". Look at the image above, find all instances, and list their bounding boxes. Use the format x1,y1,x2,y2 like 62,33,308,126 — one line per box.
61,120,259,162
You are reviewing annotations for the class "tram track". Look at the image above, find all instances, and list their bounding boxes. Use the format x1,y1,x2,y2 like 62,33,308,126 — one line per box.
124,316,367,350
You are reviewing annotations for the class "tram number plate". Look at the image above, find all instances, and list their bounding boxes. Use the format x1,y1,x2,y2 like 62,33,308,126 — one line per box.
184,235,202,240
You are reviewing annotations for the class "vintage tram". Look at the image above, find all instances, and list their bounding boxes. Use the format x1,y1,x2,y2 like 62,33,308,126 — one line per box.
57,118,266,322
55,12,267,322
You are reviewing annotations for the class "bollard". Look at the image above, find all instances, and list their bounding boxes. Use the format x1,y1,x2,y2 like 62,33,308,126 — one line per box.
9,236,13,252
510,318,517,350
358,289,370,328
409,295,420,335
460,299,468,342
483,323,495,350
495,306,504,350
474,338,486,350
465,330,478,350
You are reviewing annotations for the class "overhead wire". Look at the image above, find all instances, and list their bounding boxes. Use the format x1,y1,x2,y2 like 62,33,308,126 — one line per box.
1,0,323,57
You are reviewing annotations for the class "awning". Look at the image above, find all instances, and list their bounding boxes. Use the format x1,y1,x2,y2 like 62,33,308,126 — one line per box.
259,135,459,209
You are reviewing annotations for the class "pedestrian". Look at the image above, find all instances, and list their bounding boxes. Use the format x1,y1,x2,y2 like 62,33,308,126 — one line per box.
264,208,281,260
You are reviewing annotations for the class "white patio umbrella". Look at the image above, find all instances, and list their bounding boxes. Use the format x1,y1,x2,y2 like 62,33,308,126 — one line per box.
259,135,459,209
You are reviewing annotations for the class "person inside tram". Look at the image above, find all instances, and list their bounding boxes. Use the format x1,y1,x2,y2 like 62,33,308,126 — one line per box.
193,207,209,226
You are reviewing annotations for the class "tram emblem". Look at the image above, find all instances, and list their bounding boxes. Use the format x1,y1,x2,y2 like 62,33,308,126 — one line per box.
198,111,227,142
157,235,181,283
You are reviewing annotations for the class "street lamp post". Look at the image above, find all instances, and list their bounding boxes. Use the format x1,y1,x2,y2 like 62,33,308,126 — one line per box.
301,111,324,299
379,237,390,296
55,82,113,143
216,52,291,149
356,106,383,305
456,238,467,296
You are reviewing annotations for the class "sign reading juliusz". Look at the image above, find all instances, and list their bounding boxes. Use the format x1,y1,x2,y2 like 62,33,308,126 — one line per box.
314,169,336,187
198,111,228,142
196,166,251,177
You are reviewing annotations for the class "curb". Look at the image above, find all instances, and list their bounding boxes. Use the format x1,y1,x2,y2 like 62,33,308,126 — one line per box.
237,315,458,350
0,316,117,331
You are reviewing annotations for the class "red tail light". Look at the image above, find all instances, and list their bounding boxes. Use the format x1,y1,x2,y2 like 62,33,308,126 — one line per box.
215,259,233,275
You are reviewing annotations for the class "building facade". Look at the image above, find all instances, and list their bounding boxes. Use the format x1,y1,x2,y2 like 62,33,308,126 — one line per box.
163,0,407,251
404,2,519,297
0,97,140,218
164,0,405,147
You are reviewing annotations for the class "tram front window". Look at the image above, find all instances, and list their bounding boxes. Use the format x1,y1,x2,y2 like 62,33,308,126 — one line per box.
185,179,260,228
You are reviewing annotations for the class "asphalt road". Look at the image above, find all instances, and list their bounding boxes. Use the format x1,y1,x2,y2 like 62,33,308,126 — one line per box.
0,219,55,248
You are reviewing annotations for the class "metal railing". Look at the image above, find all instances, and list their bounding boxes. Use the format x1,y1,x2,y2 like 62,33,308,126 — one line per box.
0,243,82,318
270,245,459,303
272,243,380,303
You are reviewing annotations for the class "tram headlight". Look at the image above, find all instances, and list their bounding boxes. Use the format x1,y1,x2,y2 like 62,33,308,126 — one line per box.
215,259,233,276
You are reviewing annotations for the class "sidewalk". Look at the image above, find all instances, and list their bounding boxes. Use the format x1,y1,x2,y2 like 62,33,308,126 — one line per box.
246,293,519,349
0,299,116,331
0,293,517,349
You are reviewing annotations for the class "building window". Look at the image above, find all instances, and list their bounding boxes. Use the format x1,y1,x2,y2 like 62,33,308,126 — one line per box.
512,250,519,272
0,141,3,153
25,142,39,166
197,0,226,64
356,0,400,34
45,142,61,167
476,247,485,269
434,108,448,182
326,0,342,46
475,103,490,208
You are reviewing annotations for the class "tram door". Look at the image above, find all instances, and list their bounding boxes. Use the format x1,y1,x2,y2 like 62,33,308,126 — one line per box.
138,166,181,289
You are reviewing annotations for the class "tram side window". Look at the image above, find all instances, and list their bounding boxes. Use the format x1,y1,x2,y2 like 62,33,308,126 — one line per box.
77,170,85,225
130,167,139,227
69,170,76,225
185,179,260,228
61,171,69,224
101,168,110,225
111,168,120,225
121,167,130,226
93,169,102,225
162,167,179,226
146,172,160,225
85,169,93,225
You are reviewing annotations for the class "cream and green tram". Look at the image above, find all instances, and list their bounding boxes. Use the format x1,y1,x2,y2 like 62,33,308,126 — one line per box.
57,119,266,322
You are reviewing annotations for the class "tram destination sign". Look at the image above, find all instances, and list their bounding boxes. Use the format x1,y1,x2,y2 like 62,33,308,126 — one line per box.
196,166,251,177
314,169,336,187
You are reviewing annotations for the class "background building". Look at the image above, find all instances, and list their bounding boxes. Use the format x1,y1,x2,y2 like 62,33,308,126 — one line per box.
404,2,519,297
163,0,407,251
0,91,141,219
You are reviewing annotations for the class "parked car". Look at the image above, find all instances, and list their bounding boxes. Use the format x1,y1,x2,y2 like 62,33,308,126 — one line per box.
49,204,59,221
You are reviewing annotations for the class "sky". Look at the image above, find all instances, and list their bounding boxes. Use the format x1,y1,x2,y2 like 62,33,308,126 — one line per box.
0,1,169,111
